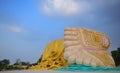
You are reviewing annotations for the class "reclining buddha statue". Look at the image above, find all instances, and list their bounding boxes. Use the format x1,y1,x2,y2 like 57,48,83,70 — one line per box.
29,27,115,70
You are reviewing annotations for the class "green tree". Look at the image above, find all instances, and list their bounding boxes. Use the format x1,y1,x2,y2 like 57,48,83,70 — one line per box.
21,61,30,65
37,55,43,63
111,48,120,66
2,59,10,65
0,59,10,71
118,47,120,53
14,59,21,65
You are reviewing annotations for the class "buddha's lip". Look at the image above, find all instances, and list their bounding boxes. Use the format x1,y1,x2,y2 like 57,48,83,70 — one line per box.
80,47,106,51
65,46,106,51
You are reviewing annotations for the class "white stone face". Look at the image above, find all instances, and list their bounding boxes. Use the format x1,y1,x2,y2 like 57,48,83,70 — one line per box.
64,28,115,67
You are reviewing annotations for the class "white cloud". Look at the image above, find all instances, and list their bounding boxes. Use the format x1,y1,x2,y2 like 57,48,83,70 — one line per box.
42,0,120,16
43,0,90,16
43,5,51,14
0,25,26,33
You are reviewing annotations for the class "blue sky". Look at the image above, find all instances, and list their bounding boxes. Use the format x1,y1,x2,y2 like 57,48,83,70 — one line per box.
0,0,120,64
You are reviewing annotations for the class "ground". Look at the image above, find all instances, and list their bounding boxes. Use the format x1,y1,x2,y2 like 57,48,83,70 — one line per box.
0,70,120,73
